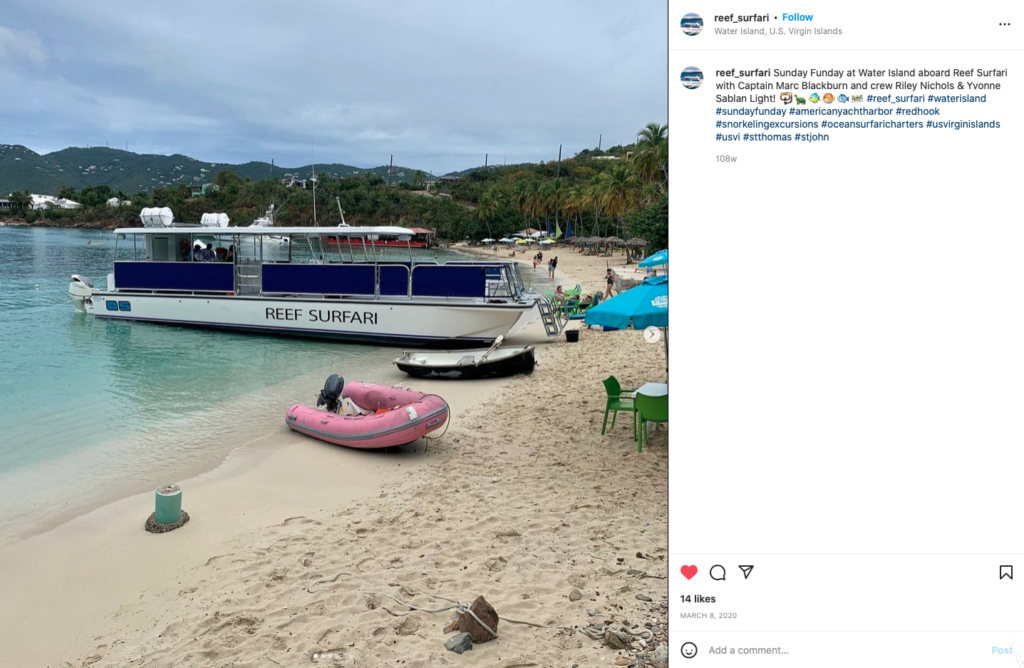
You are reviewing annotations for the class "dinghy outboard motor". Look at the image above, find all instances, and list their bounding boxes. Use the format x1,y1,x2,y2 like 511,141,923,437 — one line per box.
316,374,345,413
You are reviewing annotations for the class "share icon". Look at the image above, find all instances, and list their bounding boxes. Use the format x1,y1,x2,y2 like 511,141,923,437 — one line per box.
739,565,754,579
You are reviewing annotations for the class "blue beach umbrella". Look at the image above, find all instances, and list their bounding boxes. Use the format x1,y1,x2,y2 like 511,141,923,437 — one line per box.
584,276,668,330
639,248,668,268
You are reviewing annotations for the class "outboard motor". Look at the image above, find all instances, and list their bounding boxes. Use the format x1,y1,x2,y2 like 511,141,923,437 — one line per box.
69,274,96,312
316,374,345,413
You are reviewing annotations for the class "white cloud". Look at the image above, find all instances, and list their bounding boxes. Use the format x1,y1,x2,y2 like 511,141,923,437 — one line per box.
0,25,46,65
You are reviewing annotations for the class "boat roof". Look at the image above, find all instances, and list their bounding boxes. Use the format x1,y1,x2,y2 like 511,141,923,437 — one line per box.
113,225,416,236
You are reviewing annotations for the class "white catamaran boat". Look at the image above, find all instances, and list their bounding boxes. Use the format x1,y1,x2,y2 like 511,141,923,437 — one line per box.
69,211,565,346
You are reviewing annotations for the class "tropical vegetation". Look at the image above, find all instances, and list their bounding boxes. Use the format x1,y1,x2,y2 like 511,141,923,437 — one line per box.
3,123,668,259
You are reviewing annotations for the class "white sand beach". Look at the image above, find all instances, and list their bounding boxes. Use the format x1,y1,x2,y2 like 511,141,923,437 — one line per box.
463,243,654,297
0,253,668,668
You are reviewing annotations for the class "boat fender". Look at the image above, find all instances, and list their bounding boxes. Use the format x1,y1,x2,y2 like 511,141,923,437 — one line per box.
405,406,418,420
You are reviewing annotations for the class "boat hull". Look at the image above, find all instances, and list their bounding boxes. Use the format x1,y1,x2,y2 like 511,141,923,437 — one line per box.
396,347,536,379
84,292,534,346
285,383,448,448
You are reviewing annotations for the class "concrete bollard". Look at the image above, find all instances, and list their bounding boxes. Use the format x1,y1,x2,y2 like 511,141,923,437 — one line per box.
146,483,190,533
155,483,182,523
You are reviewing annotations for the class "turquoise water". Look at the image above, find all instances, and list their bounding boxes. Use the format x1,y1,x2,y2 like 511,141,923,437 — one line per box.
0,227,543,542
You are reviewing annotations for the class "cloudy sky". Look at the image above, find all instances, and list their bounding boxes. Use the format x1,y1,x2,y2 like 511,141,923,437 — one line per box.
0,1,666,173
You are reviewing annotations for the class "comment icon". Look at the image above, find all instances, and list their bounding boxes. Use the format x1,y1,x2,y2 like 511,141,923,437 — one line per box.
710,564,726,581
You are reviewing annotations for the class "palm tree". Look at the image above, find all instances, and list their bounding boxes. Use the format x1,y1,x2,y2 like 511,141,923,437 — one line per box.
565,184,586,237
634,122,668,193
477,189,499,238
536,181,552,235
598,163,640,263
639,181,659,207
586,175,606,237
8,190,32,211
525,181,543,231
412,170,425,188
511,180,529,227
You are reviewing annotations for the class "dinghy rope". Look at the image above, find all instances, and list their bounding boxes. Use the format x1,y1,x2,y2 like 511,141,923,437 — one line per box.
380,591,654,641
419,395,451,443
303,581,654,642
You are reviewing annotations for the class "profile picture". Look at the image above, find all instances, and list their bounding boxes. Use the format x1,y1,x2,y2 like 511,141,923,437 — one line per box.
680,67,703,90
680,13,703,36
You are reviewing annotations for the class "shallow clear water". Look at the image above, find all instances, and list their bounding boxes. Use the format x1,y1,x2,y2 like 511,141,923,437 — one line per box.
0,227,548,542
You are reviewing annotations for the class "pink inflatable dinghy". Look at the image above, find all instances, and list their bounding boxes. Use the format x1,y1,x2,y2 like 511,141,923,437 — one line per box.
286,380,449,449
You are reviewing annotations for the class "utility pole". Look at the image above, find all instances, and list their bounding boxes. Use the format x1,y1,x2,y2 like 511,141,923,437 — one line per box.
556,144,562,177
485,153,488,168
598,134,602,151
311,143,317,226
387,154,393,187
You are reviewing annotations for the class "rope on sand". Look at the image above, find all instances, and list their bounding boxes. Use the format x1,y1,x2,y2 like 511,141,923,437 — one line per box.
306,572,352,593
305,581,653,643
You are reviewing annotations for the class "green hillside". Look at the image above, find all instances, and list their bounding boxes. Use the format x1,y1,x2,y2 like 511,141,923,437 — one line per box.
0,144,430,195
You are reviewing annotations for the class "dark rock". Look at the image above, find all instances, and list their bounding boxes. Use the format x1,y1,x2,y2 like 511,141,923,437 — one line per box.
145,510,190,533
604,624,629,649
458,596,499,643
444,632,473,654
569,589,582,601
636,594,653,602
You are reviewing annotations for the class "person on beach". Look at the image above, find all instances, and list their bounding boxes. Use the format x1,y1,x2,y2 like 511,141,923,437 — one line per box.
553,285,566,306
547,258,554,280
605,268,616,299
532,256,537,271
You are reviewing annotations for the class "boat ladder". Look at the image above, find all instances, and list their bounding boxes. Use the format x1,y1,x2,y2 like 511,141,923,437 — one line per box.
234,261,262,296
537,296,566,337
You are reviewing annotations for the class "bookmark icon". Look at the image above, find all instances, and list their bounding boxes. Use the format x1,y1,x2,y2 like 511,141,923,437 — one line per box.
739,565,754,579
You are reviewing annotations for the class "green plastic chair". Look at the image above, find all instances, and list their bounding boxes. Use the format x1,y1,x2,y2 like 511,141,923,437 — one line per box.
601,376,636,437
635,392,669,452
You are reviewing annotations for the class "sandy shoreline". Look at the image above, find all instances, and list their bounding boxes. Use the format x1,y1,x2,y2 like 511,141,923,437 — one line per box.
460,242,653,297
0,251,669,668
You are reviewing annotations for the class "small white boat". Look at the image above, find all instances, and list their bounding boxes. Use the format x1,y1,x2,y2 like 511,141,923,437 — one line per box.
395,337,536,379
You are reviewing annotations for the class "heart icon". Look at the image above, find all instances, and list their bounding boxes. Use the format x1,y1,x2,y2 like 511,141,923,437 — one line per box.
680,565,698,580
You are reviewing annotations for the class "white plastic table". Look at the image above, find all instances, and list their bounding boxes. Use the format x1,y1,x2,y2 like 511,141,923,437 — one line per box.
634,382,668,397
632,382,668,445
